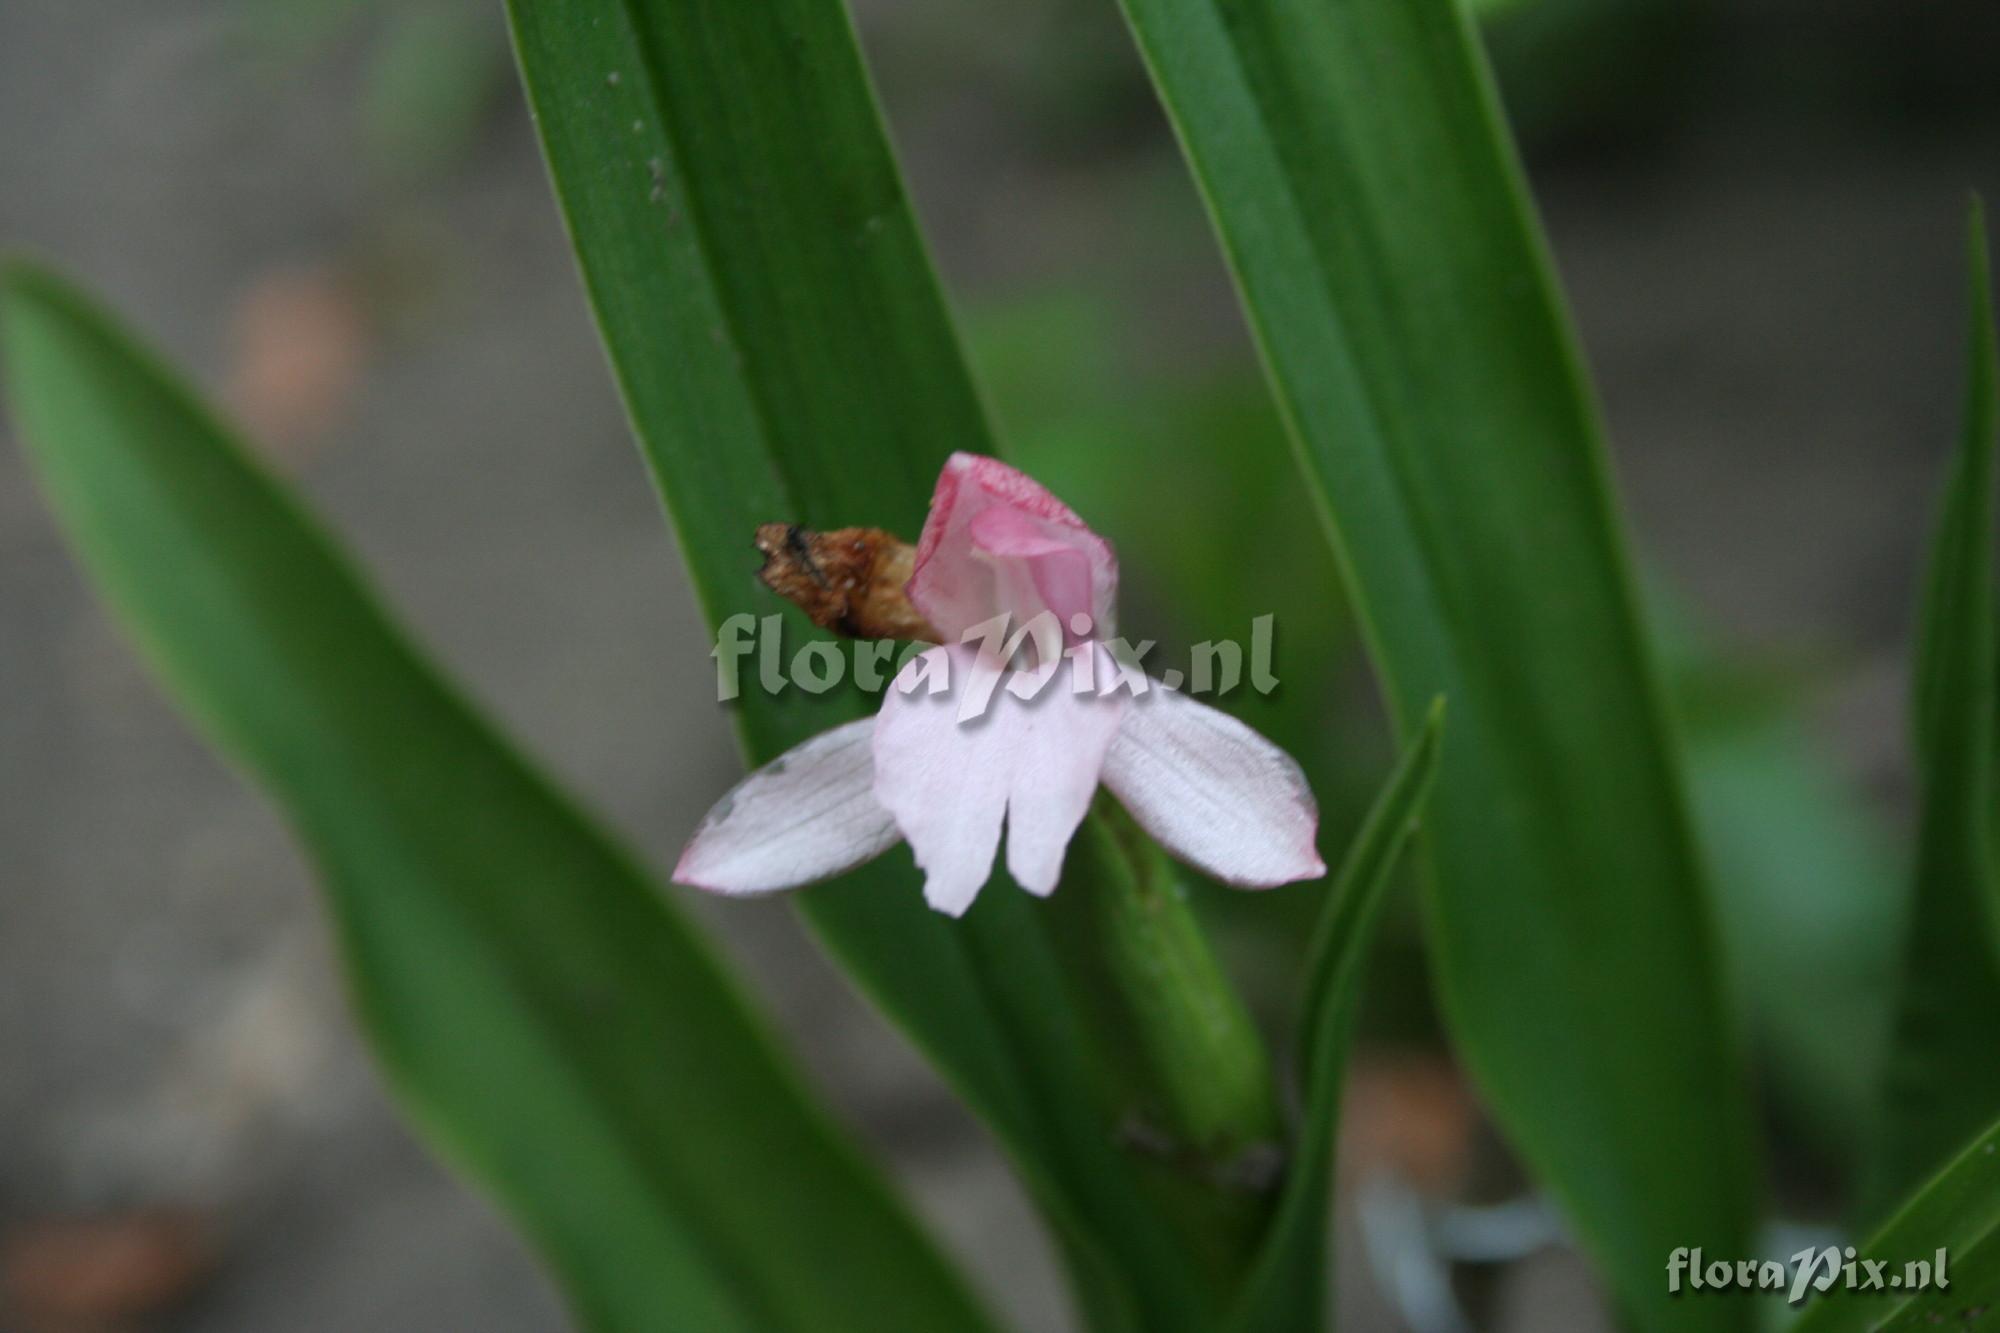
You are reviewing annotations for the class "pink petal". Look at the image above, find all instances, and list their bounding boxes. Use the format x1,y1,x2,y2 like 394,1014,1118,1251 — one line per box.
873,644,1125,915
909,453,1118,643
968,506,1094,641
673,718,901,896
1100,686,1325,887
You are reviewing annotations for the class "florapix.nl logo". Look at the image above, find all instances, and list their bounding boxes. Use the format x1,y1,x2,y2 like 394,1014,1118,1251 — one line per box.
711,609,1284,714
1667,1245,1950,1305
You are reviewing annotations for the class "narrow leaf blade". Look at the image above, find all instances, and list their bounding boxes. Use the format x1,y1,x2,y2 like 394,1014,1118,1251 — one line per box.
1870,201,2000,1213
1229,701,1445,1333
1794,1117,2000,1332
0,264,995,1333
1111,0,1758,1320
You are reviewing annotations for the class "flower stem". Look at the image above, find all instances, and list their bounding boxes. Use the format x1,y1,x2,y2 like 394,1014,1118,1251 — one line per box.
1047,798,1285,1285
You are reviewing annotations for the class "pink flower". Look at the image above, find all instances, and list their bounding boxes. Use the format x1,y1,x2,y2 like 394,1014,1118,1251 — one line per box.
673,453,1325,916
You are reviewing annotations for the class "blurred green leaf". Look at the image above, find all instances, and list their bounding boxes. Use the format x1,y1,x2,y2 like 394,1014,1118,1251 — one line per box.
1654,601,1902,1170
1112,0,1758,1321
504,1,1269,1327
1794,1117,2000,1332
359,0,507,181
232,0,374,66
0,264,995,1333
1686,704,1901,1167
1869,202,2000,1216
1228,702,1444,1333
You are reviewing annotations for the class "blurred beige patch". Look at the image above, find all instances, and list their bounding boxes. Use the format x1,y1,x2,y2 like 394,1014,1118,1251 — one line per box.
224,265,369,459
1340,1051,1478,1194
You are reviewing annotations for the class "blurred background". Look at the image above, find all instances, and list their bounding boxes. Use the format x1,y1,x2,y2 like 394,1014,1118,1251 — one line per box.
3,0,1999,1328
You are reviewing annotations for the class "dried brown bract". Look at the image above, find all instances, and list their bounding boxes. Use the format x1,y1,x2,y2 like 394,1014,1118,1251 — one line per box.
754,523,939,642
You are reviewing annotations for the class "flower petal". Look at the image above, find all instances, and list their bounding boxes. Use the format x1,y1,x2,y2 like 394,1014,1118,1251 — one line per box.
673,718,901,896
873,647,1008,915
1100,685,1325,887
873,644,1125,914
1001,650,1127,895
969,505,1095,641
909,453,1118,642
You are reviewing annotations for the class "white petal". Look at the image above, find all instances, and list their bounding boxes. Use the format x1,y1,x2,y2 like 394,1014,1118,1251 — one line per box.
873,647,1009,914
673,719,901,896
1002,650,1126,895
873,644,1125,914
1100,686,1325,887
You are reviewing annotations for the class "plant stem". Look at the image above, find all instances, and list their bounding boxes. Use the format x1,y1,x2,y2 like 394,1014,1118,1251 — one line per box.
1048,798,1285,1287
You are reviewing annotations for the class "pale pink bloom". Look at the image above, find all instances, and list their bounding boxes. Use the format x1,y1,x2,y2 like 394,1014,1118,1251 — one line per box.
673,453,1325,916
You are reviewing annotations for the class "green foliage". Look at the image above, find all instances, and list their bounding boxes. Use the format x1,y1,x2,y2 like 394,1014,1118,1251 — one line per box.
233,0,508,181
19,0,2000,1327
0,265,994,1333
359,1,508,180
1656,608,1903,1169
504,0,1277,1326
1869,202,2000,1216
1794,1117,2000,1332
1108,0,1758,1322
1227,704,1445,1333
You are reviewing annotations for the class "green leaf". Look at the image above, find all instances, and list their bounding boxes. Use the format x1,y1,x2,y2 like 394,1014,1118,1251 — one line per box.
0,264,996,1333
1871,1227,2000,1331
504,2,1268,1327
1869,201,2000,1215
1110,0,1758,1321
1793,1117,2000,1332
1654,597,1902,1170
1228,701,1445,1333
1683,688,1901,1169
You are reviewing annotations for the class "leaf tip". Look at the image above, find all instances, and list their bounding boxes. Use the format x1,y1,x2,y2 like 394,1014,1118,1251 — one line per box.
1967,193,1993,300
0,256,66,312
0,260,97,370
1414,694,1448,763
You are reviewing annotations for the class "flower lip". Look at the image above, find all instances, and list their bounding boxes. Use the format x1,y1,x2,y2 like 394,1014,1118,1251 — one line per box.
873,642,1127,915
